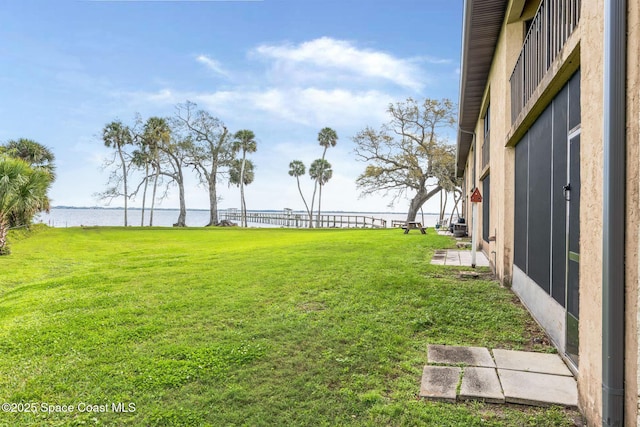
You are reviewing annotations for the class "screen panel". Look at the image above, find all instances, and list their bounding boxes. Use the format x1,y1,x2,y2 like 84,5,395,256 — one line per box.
482,175,490,242
514,135,529,271
551,86,568,306
527,105,553,293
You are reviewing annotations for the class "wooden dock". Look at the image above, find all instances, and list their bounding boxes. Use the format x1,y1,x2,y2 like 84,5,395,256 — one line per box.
220,210,387,228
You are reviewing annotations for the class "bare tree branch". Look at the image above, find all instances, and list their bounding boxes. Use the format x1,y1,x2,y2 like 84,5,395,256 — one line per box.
173,101,231,226
353,98,459,221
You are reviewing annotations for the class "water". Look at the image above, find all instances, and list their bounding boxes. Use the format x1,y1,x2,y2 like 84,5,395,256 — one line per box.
37,208,446,228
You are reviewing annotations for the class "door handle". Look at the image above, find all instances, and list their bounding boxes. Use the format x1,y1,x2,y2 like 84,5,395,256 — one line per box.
563,183,571,201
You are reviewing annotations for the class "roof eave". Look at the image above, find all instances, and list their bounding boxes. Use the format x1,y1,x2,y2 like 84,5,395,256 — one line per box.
456,0,509,178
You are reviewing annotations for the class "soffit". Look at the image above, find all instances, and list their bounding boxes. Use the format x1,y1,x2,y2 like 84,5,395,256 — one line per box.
456,0,509,177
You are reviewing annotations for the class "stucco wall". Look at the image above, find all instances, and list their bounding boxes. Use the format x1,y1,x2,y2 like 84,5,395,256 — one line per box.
458,1,639,424
577,0,604,424
483,20,503,277
469,16,524,282
500,22,524,287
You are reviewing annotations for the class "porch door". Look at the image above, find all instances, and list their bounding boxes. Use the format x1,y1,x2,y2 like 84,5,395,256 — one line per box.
565,127,581,366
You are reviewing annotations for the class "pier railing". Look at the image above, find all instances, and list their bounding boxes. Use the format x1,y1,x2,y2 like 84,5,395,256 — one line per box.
220,210,387,229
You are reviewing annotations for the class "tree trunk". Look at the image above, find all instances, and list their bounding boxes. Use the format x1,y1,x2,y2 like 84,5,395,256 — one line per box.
141,163,149,226
174,167,187,227
449,191,462,224
315,145,329,228
440,191,448,223
309,181,317,228
0,218,9,255
296,177,312,221
207,179,217,226
150,156,160,226
406,186,442,222
118,147,128,226
317,183,323,228
240,151,247,227
206,166,219,226
241,187,247,227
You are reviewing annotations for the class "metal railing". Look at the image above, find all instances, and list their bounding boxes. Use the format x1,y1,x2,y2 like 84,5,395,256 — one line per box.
220,210,387,228
510,0,581,122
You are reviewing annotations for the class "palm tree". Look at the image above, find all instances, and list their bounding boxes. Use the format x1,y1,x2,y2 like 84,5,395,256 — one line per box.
309,159,333,227
1,138,56,178
311,128,338,227
229,159,255,226
130,147,149,226
318,127,338,156
102,120,134,226
229,159,255,185
288,160,312,226
0,157,50,254
0,139,55,227
141,117,170,226
231,130,257,227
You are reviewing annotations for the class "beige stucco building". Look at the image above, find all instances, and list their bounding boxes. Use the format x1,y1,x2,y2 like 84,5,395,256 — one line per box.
455,0,639,425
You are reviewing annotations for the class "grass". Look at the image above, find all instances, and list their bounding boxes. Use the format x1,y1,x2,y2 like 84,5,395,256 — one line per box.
0,226,581,426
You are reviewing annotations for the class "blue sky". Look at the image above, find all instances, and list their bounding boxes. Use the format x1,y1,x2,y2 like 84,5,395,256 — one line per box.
0,0,462,213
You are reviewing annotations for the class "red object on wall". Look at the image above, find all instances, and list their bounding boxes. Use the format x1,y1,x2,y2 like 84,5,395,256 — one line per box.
470,188,482,203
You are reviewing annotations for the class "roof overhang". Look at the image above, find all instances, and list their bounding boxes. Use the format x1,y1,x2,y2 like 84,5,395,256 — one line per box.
456,0,509,177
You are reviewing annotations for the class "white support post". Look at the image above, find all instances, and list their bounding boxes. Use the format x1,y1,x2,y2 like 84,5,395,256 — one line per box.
471,202,478,268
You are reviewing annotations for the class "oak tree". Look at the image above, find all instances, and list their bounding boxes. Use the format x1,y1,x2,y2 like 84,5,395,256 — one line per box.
353,98,457,222
174,101,232,226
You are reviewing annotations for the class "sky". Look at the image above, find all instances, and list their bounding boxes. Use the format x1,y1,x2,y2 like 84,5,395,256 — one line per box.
0,0,463,214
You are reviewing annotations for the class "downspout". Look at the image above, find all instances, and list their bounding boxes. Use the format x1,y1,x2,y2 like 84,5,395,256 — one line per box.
459,127,476,223
602,0,626,425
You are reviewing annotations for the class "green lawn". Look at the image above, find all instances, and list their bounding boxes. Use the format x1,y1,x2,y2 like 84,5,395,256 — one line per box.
0,226,580,426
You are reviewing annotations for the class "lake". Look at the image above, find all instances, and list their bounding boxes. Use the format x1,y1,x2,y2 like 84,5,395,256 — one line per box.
36,208,445,228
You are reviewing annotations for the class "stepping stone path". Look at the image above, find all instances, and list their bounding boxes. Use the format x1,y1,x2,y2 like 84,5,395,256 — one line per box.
419,345,578,408
430,250,491,267
419,366,460,403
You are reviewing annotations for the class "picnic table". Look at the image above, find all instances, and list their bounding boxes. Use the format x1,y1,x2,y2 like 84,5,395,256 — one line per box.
402,221,426,234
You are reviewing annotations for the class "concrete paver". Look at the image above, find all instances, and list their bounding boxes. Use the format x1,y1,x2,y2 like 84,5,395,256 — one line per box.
492,349,573,376
497,369,578,407
458,250,490,267
446,251,461,264
459,367,505,403
420,345,577,408
428,344,495,368
430,250,490,267
419,365,461,402
431,250,446,265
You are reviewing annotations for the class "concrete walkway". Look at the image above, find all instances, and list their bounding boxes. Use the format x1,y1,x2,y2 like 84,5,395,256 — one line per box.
419,345,577,407
431,250,491,267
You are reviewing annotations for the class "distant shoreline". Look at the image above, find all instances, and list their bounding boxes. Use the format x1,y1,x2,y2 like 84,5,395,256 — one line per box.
50,206,439,216
40,207,446,228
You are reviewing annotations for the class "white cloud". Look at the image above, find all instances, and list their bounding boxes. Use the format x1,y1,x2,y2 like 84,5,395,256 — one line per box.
121,87,392,129
115,37,443,127
196,54,230,78
416,55,453,65
252,37,425,91
100,37,451,213
236,87,392,126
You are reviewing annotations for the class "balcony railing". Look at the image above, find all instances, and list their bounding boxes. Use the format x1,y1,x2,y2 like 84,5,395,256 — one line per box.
510,0,581,123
